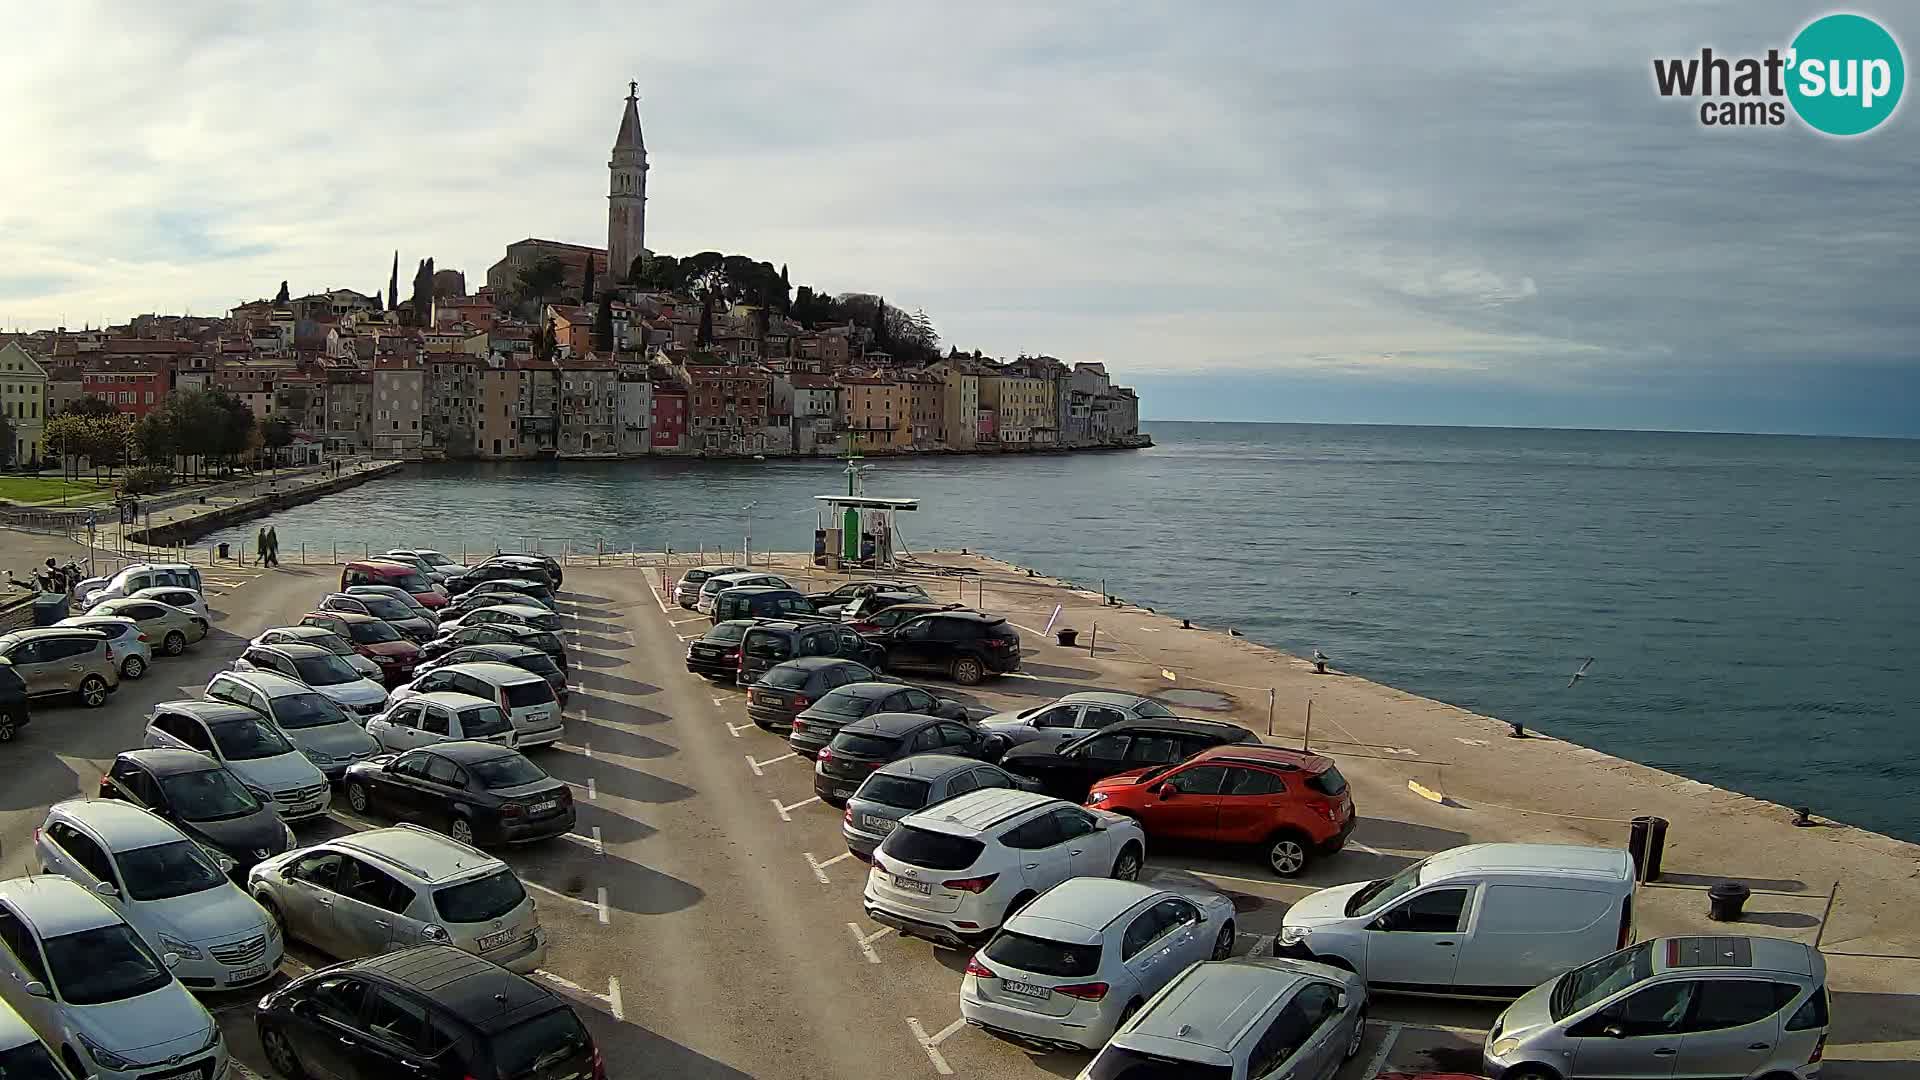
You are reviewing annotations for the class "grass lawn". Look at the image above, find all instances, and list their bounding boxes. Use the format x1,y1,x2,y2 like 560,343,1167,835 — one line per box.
0,475,115,505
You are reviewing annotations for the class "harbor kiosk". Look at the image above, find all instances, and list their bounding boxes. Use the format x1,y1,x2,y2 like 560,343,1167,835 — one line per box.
815,495,918,569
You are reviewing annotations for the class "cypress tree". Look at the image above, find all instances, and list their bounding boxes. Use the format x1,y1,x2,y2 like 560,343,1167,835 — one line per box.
582,259,596,305
697,290,714,347
593,293,615,352
388,251,399,311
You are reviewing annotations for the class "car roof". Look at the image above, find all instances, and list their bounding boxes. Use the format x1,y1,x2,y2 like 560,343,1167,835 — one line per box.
253,642,332,659
455,623,543,638
1058,691,1156,709
1421,843,1632,883
745,621,814,635
772,656,864,672
426,740,525,764
448,643,544,661
0,994,41,1050
1,626,107,643
332,826,502,884
1013,878,1163,939
0,875,122,937
686,564,747,574
828,681,904,701
1655,936,1816,977
719,585,792,597
439,661,544,684
266,625,335,638
345,560,415,572
872,754,984,780
411,691,496,711
904,788,1058,836
1192,744,1334,772
1120,959,1321,1058
473,578,546,590
308,609,379,623
51,798,187,851
154,698,263,723
356,945,557,1031
842,711,944,736
465,603,548,617
912,610,1005,625
1097,717,1251,739
214,669,311,697
708,571,770,585
58,615,137,629
117,747,228,776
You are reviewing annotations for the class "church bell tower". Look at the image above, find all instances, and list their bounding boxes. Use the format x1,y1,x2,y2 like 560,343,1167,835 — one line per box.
608,82,648,285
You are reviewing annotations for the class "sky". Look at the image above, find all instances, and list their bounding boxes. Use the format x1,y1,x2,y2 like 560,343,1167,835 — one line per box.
1,2,1915,437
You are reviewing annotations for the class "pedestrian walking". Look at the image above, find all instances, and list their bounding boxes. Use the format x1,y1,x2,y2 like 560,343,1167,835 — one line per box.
266,525,281,567
255,527,269,567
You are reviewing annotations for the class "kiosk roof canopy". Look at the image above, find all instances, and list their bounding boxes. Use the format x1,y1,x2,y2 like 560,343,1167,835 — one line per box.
814,496,919,511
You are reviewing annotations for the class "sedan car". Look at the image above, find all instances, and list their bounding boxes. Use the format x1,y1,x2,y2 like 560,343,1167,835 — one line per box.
463,578,558,612
231,642,389,718
848,600,965,636
806,579,929,616
746,657,882,733
999,717,1260,802
316,591,437,643
843,755,1037,860
383,548,466,583
413,642,568,706
126,586,210,623
674,564,747,608
143,700,333,821
789,681,972,760
685,619,753,680
437,583,554,622
421,622,568,672
981,691,1179,751
98,749,295,877
85,597,206,656
343,742,576,846
961,879,1237,1051
298,610,422,686
436,603,560,634
814,713,1007,806
56,614,151,680
249,625,383,682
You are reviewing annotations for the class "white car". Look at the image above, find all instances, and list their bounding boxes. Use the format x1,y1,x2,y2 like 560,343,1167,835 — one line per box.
74,562,204,608
390,662,563,748
143,700,333,820
0,875,228,1080
127,586,210,623
0,996,65,1079
695,571,789,613
232,642,389,718
436,603,560,634
251,625,383,681
367,691,516,751
863,788,1147,948
34,800,282,992
960,878,1237,1051
203,670,380,782
388,549,466,582
56,614,153,680
674,564,748,608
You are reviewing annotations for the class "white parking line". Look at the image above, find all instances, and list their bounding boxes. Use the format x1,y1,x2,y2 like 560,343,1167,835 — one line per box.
772,795,820,821
1362,1021,1402,1078
678,633,700,641
642,579,671,615
607,976,625,1021
668,616,706,627
1350,840,1383,856
596,887,610,925
233,1061,269,1080
525,881,600,912
906,1017,964,1075
712,696,731,707
1245,933,1274,957
747,752,796,776
847,922,888,964
725,721,755,738
805,850,853,884
591,826,604,855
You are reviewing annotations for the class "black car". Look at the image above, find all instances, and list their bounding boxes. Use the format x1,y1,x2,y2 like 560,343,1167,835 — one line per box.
813,712,1005,805
0,661,29,742
437,587,554,623
874,610,1023,685
685,619,753,680
474,552,563,588
460,578,558,613
998,717,1260,801
257,944,602,1080
415,643,568,706
738,620,884,685
746,657,883,733
806,579,929,615
424,623,568,673
97,748,292,876
447,561,554,596
711,586,831,625
342,742,576,846
788,681,971,759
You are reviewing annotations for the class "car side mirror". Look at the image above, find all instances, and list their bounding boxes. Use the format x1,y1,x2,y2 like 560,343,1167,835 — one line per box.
1333,990,1348,1010
1604,1023,1627,1039
163,952,180,969
1157,782,1178,800
93,881,119,898
22,980,49,999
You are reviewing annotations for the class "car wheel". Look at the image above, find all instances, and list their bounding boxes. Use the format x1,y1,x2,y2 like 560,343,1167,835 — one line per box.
1501,1068,1560,1080
1110,843,1143,881
1345,1007,1367,1059
78,675,108,708
163,629,187,655
0,717,13,743
1211,920,1236,960
121,654,146,679
260,1025,309,1080
346,782,370,813
448,815,475,846
1118,998,1144,1028
1265,833,1310,877
951,656,985,686
258,896,290,940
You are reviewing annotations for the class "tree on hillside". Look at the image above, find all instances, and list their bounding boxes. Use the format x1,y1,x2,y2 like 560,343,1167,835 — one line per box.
593,294,615,352
778,264,791,313
135,411,176,466
581,259,596,305
518,256,568,305
67,396,118,418
275,281,290,304
388,251,399,311
697,289,714,348
408,258,435,325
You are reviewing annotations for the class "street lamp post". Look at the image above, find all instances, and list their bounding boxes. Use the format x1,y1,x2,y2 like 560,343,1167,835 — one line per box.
741,501,757,564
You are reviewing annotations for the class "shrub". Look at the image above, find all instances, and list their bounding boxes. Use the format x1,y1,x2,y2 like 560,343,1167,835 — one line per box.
118,465,174,495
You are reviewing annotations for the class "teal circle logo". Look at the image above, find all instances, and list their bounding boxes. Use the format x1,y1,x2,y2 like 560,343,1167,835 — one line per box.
1787,13,1905,135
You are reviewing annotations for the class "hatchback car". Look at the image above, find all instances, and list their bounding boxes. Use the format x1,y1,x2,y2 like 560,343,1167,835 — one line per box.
341,560,447,609
251,624,384,681
344,743,576,846
423,622,569,672
1088,745,1357,877
739,620,883,685
712,586,823,625
843,755,1037,860
233,642,390,718
983,691,1179,751
143,700,333,820
472,552,562,587
446,560,554,596
815,713,1006,805
675,564,747,608
1001,717,1260,802
250,825,547,973
256,945,602,1080
863,788,1147,947
299,609,422,686
1483,936,1831,1080
685,619,753,680
962,879,1238,1051
438,582,556,621
0,875,227,1080
98,749,295,876
0,628,118,707
696,571,789,613
318,591,437,643
0,663,28,743
1077,956,1368,1080
383,549,465,583
0,998,69,1080
370,551,443,585
436,602,560,635
413,642,568,706
789,681,972,760
746,657,882,732
83,598,205,657
126,586,210,623
73,561,203,607
390,662,563,748
34,799,283,991
54,614,151,680
368,691,517,752
462,578,558,612
205,670,382,780
874,610,1024,685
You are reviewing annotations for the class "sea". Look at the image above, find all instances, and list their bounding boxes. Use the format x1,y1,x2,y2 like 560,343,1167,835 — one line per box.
207,423,1920,842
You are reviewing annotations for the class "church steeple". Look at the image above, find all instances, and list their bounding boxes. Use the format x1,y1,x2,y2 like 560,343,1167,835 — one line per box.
607,81,649,285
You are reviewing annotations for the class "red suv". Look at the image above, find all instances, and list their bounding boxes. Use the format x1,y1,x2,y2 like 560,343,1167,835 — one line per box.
1085,744,1355,877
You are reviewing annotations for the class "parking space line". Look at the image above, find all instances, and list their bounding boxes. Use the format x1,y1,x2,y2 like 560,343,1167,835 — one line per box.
1350,840,1383,856
906,1017,963,1075
1362,1021,1401,1079
668,616,706,627
525,881,600,912
233,1061,269,1080
725,721,755,738
591,825,603,855
713,696,731,707
642,579,671,615
596,887,610,924
678,633,701,641
747,752,796,776
1245,933,1273,957
805,850,853,884
772,795,820,822
847,922,888,964
607,976,625,1021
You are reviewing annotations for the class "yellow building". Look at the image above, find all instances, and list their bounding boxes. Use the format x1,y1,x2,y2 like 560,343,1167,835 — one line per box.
839,375,908,450
978,372,1052,445
0,342,49,466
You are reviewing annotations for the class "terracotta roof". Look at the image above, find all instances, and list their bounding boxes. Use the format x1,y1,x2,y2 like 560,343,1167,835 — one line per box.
788,374,837,389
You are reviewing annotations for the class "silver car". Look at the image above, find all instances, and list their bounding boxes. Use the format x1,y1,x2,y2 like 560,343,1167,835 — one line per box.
127,586,210,623
980,691,1179,751
251,625,383,681
57,615,152,680
143,700,333,821
674,565,748,608
1484,936,1831,1080
1075,956,1367,1080
86,597,206,656
204,670,380,781
231,642,389,718
961,878,1238,1051
367,691,516,751
317,592,437,643
843,754,1036,859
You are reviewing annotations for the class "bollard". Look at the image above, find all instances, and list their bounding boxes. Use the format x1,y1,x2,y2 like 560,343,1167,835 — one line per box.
1088,622,1097,657
1057,628,1078,647
1627,816,1669,881
1707,882,1751,921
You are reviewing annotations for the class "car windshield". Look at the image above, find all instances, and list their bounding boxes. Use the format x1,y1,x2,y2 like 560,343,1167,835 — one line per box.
515,653,562,678
683,570,713,584
117,839,227,902
208,716,296,760
468,753,545,788
42,923,173,1006
0,1040,67,1080
523,631,564,654
985,930,1101,977
882,825,983,870
433,868,526,923
493,1007,591,1078
832,733,900,757
303,632,357,657
1346,857,1429,917
1551,941,1654,1020
274,692,351,730
814,691,872,717
361,598,414,620
420,553,456,567
858,774,931,810
293,654,361,686
1134,763,1179,786
1086,1049,1229,1080
389,571,433,593
762,665,815,690
458,707,514,739
158,767,262,821
504,681,554,708
744,634,792,660
704,622,750,645
346,620,402,644
1135,700,1176,718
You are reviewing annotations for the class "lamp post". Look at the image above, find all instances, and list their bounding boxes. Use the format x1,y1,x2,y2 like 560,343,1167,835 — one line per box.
742,501,757,564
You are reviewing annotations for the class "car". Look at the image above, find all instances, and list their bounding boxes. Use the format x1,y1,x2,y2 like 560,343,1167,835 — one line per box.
299,609,423,686
862,788,1147,948
696,571,789,613
446,560,554,596
848,600,967,636
0,876,227,1080
436,602,561,635
204,670,382,781
0,997,71,1080
73,561,203,607
982,691,1179,751
835,589,941,626
961,879,1239,1051
1000,717,1260,802
746,657,883,733
1087,745,1356,877
249,826,547,972
83,597,206,657
685,619,753,680
437,583,556,623
413,642,568,706
371,551,443,585
675,564,748,608
1074,956,1368,1080
422,621,569,672
98,749,294,877
789,680,972,760
233,642,390,719
390,662,563,749
343,742,576,846
873,610,1024,685
843,755,1037,860
472,551,562,587
340,560,447,609
255,945,602,1080
126,586,210,622
738,620,883,685
462,578,558,612
0,628,118,707
34,799,283,991
814,712,1007,805
54,615,151,680
368,691,516,752
711,586,827,625
1483,936,1831,1080
318,591,438,643
0,662,28,743
383,549,467,583
806,578,930,615
250,624,384,681
142,700,333,820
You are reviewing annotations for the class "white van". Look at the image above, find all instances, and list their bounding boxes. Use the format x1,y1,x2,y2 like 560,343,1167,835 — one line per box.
1274,843,1634,998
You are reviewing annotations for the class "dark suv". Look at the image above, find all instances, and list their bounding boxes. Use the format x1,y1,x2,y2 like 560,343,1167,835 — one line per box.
256,944,603,1080
711,586,828,625
739,621,883,685
746,657,883,732
874,610,1022,685
788,681,971,759
813,712,1005,804
998,716,1259,800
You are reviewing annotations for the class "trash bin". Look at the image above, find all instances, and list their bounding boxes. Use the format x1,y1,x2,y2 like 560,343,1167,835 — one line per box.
217,542,230,560
1627,815,1669,881
1708,881,1751,921
1057,628,1079,647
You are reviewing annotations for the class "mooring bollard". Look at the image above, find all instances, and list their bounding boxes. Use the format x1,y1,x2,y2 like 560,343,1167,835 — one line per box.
1708,882,1751,921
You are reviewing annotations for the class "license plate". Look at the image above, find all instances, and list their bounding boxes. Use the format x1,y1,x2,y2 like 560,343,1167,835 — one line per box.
892,874,931,895
530,799,559,813
831,787,854,800
861,815,898,833
148,1064,204,1080
285,799,320,814
478,928,519,951
1002,979,1052,1000
228,963,270,984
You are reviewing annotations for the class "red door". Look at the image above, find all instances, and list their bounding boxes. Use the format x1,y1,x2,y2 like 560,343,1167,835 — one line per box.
1143,764,1229,840
1214,766,1291,842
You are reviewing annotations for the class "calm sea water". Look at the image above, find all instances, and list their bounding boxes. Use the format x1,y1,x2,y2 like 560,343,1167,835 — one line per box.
210,424,1920,840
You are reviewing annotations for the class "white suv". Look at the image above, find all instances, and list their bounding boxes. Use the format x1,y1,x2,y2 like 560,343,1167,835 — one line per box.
34,799,282,992
863,788,1146,948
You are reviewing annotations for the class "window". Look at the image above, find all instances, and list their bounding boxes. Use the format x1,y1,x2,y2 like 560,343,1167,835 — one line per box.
393,753,434,781
1000,813,1064,850
1125,734,1184,764
425,756,464,787
1033,706,1080,730
337,857,413,914
1247,996,1316,1077
308,975,369,1026
1375,888,1469,933
1050,807,1096,840
289,851,344,889
0,908,48,982
1686,980,1791,1031
365,988,444,1053
422,708,452,736
1224,768,1285,796
969,768,1011,791
1080,706,1128,729
1786,984,1828,1030
1168,765,1230,795
1077,734,1128,761
1572,980,1697,1038
1292,981,1341,1027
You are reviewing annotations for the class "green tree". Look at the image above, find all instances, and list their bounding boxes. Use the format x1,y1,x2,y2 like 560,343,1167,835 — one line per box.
66,395,117,418
581,259,596,305
409,258,435,325
388,250,399,311
778,263,791,313
517,256,568,304
135,411,176,466
593,294,615,352
262,416,295,464
275,280,290,304
0,413,14,466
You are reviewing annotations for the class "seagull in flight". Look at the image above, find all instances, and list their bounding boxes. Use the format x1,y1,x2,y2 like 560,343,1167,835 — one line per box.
1567,657,1595,688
